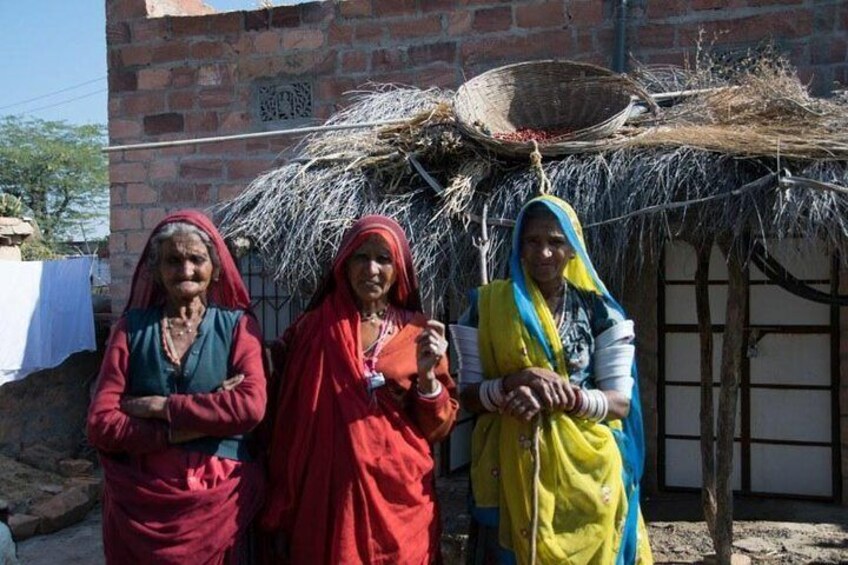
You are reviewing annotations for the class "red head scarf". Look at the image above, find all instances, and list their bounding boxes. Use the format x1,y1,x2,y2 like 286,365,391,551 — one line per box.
124,209,250,312
307,214,421,313
262,216,436,563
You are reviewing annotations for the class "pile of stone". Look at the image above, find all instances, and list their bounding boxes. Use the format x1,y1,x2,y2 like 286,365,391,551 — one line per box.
0,446,100,542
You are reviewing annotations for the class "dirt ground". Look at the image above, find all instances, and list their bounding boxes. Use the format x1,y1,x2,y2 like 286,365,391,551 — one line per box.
437,475,848,564
7,468,847,564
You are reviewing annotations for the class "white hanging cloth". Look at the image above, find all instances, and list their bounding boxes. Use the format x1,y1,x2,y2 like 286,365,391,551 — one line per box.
0,257,96,386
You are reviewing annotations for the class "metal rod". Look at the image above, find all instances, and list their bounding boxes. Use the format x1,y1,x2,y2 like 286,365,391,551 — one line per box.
102,118,409,153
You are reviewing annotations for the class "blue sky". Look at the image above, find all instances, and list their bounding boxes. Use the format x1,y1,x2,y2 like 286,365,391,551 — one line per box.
0,1,301,126
0,1,298,240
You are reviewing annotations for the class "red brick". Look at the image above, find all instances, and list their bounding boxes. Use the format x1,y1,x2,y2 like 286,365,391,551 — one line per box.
109,70,137,93
635,24,677,49
144,112,185,135
111,162,147,183
328,22,355,46
143,207,168,228
300,2,335,24
461,29,571,67
106,21,131,45
131,18,170,43
179,159,223,179
354,21,384,44
198,64,232,87
447,10,473,36
198,88,234,109
218,183,246,201
171,67,197,89
748,0,803,5
408,42,457,66
387,15,443,40
185,111,219,133
270,5,301,27
152,42,191,64
245,10,270,31
208,12,243,34
254,30,281,53
190,40,228,60
227,159,275,180
372,49,407,72
109,119,142,140
642,50,690,67
121,92,165,117
137,68,171,90
340,0,372,18
108,0,149,22
160,182,197,203
568,0,604,26
282,28,325,50
679,11,815,46
122,148,156,163
341,50,369,73
316,77,359,100
126,229,150,253
111,207,142,231
811,38,847,66
150,160,178,180
109,232,127,255
472,7,513,33
125,184,158,205
516,2,566,29
372,0,416,17
420,0,460,13
170,16,209,36
110,184,126,206
645,0,687,19
195,184,214,205
120,45,152,66
219,111,251,133
168,91,195,111
691,0,744,9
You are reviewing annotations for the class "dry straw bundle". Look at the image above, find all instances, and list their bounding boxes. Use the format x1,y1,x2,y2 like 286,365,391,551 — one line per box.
215,50,848,311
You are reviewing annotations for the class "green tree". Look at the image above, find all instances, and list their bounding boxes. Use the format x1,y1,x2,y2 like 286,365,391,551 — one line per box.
0,116,107,243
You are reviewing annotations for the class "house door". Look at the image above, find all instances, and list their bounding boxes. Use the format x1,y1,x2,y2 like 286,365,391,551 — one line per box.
660,239,840,499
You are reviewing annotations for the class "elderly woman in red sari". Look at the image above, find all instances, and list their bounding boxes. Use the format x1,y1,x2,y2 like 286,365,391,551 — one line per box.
261,215,458,564
87,210,266,564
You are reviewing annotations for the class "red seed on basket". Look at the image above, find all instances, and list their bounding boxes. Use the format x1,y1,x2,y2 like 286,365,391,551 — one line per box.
493,126,573,142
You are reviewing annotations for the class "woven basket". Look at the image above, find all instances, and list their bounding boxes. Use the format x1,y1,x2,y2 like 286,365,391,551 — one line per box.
454,60,638,158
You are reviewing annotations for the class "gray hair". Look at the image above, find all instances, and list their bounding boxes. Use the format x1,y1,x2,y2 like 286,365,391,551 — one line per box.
146,221,221,277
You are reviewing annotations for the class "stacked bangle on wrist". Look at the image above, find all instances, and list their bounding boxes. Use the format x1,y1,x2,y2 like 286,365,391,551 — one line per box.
571,389,609,422
479,378,505,412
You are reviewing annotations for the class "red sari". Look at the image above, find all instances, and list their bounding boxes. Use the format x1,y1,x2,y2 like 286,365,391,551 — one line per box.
262,216,458,564
87,210,267,564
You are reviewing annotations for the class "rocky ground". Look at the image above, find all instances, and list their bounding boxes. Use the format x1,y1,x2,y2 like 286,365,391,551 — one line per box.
6,464,846,564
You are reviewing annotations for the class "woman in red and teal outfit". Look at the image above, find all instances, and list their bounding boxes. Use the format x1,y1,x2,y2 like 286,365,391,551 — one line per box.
87,210,267,564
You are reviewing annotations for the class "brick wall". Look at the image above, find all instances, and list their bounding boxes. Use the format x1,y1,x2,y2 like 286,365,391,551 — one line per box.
107,0,848,309
106,0,847,496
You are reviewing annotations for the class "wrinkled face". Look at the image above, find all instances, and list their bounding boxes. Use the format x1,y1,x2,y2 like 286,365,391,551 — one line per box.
520,214,574,287
156,232,215,303
346,235,397,305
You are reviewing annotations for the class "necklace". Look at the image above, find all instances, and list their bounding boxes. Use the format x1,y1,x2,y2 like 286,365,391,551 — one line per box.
360,307,388,323
164,305,206,337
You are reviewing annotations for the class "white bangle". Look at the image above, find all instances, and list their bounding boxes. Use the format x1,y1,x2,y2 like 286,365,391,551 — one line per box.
418,380,443,398
479,380,502,412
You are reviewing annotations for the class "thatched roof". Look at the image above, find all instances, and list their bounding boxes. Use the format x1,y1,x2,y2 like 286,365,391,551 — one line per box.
215,52,848,311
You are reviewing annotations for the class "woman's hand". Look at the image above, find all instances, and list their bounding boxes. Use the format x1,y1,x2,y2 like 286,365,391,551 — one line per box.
415,320,448,392
504,385,541,422
216,373,245,392
505,368,576,412
121,395,168,419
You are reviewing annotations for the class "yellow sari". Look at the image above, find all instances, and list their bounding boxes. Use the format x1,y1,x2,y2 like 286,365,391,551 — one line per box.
469,196,652,565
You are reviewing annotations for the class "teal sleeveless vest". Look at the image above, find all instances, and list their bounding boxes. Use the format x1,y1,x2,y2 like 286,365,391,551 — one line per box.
125,305,252,461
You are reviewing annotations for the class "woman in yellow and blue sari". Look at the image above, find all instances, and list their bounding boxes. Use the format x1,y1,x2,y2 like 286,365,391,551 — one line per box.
456,196,652,564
